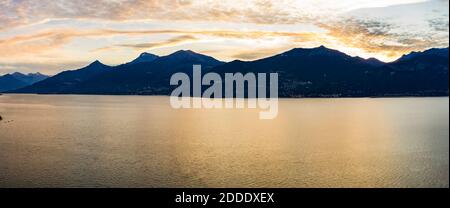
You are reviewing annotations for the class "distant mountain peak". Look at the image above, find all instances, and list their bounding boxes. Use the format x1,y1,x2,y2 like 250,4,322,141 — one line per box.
12,71,47,77
31,72,45,76
163,50,224,65
11,60,112,94
364,57,385,66
89,60,104,66
139,52,157,57
290,45,333,52
11,72,24,75
2,74,17,79
397,47,449,62
129,52,159,64
177,49,194,53
313,45,338,51
7,71,49,85
281,46,347,58
0,74,29,92
82,60,111,70
170,50,199,57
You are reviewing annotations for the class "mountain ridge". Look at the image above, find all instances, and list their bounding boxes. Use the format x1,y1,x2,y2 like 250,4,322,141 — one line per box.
7,46,449,97
0,72,49,92
13,60,112,94
128,52,159,64
397,47,449,62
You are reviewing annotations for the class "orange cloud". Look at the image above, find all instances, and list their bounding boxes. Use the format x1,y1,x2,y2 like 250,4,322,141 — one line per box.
94,35,199,52
0,28,321,57
0,0,310,30
319,19,443,59
230,47,293,60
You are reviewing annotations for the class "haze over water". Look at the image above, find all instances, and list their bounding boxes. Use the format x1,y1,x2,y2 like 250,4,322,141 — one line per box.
0,95,448,188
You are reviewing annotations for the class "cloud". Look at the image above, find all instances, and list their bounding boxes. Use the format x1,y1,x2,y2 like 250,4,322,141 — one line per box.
0,0,301,30
230,48,292,60
0,0,447,73
0,0,429,30
319,19,437,59
96,35,199,51
428,17,450,32
0,29,114,57
318,0,449,60
0,28,320,57
0,27,323,73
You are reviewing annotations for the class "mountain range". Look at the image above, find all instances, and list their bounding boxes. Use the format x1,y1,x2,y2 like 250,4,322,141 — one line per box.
0,72,49,92
5,46,449,97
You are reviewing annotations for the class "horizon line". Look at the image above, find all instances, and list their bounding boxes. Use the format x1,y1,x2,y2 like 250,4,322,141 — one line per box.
1,45,449,77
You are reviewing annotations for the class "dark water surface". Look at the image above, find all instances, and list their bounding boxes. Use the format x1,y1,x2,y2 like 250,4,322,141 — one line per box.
0,94,448,187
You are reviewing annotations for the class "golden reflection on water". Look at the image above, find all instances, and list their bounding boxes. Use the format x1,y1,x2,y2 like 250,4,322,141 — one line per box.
0,95,448,187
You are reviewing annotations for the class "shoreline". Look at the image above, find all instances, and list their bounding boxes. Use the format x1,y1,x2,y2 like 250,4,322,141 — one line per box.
1,92,449,99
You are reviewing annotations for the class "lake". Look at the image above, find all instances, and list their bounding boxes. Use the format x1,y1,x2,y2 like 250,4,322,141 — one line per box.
0,94,448,188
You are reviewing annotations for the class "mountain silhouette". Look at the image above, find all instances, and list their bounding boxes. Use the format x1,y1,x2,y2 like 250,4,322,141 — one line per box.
380,47,449,95
11,72,49,85
0,72,49,92
0,74,28,92
70,50,224,94
397,48,448,62
8,46,449,97
209,46,386,97
128,52,159,64
210,46,448,97
13,60,112,94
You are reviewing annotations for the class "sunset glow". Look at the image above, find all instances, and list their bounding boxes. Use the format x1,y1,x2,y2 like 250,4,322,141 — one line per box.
0,0,448,75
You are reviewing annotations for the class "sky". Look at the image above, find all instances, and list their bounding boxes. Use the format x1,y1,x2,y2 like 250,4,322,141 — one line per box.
0,0,448,75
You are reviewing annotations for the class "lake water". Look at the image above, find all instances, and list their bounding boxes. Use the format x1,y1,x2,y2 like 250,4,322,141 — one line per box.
0,94,448,188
